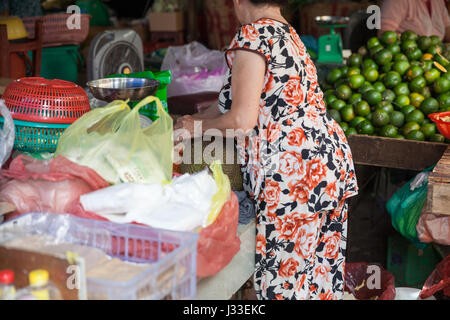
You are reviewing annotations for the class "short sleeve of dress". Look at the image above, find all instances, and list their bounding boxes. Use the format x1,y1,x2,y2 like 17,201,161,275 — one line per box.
225,23,271,73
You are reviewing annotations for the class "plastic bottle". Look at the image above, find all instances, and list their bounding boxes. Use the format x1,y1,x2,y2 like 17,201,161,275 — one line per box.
28,269,62,300
0,270,16,300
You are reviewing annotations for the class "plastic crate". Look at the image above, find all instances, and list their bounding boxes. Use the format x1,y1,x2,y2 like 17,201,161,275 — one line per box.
0,117,69,153
387,233,442,289
0,213,198,300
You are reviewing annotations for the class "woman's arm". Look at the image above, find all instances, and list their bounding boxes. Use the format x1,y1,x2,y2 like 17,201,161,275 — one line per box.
175,50,266,138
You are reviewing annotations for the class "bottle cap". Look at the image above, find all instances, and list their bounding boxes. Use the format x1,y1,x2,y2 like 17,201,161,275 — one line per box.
0,270,14,285
29,269,49,286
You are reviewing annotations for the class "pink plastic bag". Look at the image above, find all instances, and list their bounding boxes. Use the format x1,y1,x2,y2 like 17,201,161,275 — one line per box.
344,262,396,300
0,154,110,221
416,213,450,246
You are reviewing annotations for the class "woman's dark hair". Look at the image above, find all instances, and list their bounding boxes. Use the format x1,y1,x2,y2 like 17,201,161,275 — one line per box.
249,0,290,6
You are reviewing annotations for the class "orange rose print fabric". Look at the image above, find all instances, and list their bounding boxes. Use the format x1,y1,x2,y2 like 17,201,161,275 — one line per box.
218,19,358,300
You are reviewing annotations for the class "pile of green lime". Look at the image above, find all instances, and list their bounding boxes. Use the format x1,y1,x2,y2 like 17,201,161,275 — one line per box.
322,30,450,143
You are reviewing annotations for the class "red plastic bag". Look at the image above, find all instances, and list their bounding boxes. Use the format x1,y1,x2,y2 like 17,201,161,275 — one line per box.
0,154,109,221
344,262,396,300
420,255,450,299
196,191,241,278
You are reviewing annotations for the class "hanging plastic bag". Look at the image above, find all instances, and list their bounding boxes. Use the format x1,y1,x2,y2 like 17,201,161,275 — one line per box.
0,99,15,168
161,41,227,97
420,255,450,299
344,262,396,300
386,167,434,249
55,96,173,185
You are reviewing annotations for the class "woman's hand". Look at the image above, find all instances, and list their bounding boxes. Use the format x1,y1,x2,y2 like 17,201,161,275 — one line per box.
174,115,202,140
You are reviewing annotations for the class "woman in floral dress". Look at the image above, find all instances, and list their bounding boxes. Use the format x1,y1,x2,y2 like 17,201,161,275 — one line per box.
175,0,358,300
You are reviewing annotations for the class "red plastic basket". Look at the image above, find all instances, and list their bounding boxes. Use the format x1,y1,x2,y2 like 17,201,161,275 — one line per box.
2,77,91,124
429,111,450,140
22,14,91,47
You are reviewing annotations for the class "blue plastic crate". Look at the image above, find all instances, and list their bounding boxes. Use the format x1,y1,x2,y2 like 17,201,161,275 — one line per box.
0,213,198,300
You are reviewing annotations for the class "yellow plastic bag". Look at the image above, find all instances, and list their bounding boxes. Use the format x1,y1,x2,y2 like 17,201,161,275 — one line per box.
206,160,231,226
55,96,173,185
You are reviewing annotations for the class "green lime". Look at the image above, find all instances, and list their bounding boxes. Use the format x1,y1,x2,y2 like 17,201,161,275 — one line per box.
406,109,425,124
346,127,358,136
362,58,379,70
394,53,409,61
331,99,346,111
349,74,365,90
347,67,361,77
394,134,406,139
386,43,401,56
336,84,353,100
421,123,436,137
394,83,410,96
341,105,355,122
392,60,410,75
349,93,363,105
418,36,432,51
401,30,418,42
435,53,450,67
382,62,394,73
358,83,374,94
340,66,349,75
406,130,425,141
427,44,441,55
372,109,390,127
348,53,363,67
329,109,342,123
430,35,441,46
401,39,418,52
367,37,381,49
372,81,386,92
433,77,450,94
357,120,375,135
438,92,450,108
406,66,424,80
375,49,393,65
406,47,422,61
381,31,398,45
422,60,434,72
340,122,349,132
409,92,425,108
364,90,383,105
363,68,379,82
358,46,368,56
429,133,445,143
327,69,342,84
382,89,396,102
403,122,421,135
384,71,402,88
355,101,371,116
401,105,416,115
422,86,432,98
420,97,440,115
390,111,405,127
394,94,410,107
351,116,367,128
376,101,394,114
380,124,398,138
409,76,427,93
424,68,441,84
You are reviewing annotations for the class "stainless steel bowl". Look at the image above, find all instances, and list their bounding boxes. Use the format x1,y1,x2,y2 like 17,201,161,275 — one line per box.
86,77,160,102
315,16,350,26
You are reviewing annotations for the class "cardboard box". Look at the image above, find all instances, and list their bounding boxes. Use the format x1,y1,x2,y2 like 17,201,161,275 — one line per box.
148,12,185,32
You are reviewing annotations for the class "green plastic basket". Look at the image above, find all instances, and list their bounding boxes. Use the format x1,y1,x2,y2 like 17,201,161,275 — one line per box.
0,117,70,153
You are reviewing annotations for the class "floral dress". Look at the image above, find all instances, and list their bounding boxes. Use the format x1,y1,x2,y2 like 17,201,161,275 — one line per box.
218,18,359,300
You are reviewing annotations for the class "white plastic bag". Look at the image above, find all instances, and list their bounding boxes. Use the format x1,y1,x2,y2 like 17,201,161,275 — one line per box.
161,41,227,97
0,99,14,168
80,169,218,232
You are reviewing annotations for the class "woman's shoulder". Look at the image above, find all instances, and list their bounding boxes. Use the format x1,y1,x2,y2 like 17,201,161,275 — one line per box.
238,18,290,38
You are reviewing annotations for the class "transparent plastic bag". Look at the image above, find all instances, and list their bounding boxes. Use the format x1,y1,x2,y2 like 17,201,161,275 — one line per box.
0,99,15,168
205,160,231,227
55,96,173,185
161,41,227,97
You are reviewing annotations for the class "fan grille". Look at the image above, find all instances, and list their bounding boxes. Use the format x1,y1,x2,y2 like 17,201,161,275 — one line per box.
99,42,144,79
